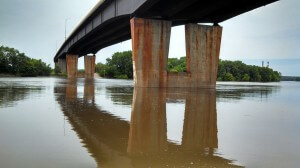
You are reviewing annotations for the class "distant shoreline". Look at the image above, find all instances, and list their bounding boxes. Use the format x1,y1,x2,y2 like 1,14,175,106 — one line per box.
2,73,299,82
0,73,19,77
281,76,300,81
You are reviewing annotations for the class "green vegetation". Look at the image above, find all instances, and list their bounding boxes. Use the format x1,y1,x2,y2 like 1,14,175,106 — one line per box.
0,45,51,76
167,57,280,82
218,60,280,82
95,51,133,79
95,52,281,82
168,57,186,72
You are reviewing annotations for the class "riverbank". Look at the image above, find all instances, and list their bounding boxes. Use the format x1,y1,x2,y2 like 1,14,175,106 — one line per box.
0,73,18,77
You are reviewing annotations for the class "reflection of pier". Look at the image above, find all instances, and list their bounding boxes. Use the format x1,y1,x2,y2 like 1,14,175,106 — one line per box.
54,80,241,167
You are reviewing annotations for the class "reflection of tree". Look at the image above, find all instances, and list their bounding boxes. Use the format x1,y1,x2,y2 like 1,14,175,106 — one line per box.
0,85,43,107
105,86,133,105
55,82,242,167
216,84,280,101
105,85,279,106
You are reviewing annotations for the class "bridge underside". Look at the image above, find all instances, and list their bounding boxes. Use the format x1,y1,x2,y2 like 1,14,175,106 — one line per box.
135,0,277,24
54,0,277,60
54,0,277,87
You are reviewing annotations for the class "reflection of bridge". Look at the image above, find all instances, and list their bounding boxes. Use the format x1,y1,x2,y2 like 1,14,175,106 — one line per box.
54,80,242,167
54,0,277,88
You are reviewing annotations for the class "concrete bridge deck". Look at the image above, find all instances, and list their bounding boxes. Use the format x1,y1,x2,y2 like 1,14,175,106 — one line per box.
54,0,277,61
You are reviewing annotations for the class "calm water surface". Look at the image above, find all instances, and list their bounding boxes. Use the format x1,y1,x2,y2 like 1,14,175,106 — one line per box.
0,77,299,168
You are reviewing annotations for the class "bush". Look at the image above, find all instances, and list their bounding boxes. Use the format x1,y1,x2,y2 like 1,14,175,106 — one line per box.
115,74,128,79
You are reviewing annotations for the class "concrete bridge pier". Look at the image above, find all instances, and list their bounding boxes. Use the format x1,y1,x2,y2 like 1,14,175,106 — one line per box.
130,17,171,87
130,17,222,88
66,54,78,79
185,23,223,88
56,58,67,73
84,55,96,79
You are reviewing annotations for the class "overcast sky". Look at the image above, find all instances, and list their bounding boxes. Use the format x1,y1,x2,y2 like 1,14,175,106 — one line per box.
0,0,299,75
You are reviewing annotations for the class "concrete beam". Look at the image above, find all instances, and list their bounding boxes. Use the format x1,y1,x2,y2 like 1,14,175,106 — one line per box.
66,54,78,79
84,55,96,79
130,17,171,87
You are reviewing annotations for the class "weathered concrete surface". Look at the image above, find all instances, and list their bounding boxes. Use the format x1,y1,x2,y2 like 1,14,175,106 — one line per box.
66,54,78,79
185,24,222,88
166,24,223,88
56,58,67,73
130,17,171,87
131,18,222,88
84,55,96,79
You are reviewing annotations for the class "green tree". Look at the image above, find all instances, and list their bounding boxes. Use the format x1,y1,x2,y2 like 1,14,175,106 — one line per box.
95,51,133,79
167,57,186,72
242,74,250,81
0,45,51,76
224,72,235,81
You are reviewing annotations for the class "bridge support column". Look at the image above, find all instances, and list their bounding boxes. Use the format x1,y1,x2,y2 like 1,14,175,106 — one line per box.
130,17,171,87
66,54,78,79
56,58,67,73
185,24,222,88
84,55,95,79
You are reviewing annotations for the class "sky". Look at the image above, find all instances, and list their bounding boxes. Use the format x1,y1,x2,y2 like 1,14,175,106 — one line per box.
0,0,299,75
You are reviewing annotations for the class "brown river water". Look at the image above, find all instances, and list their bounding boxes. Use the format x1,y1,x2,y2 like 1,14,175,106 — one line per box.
0,77,299,168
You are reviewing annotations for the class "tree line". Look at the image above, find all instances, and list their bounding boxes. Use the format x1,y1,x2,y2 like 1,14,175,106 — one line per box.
0,46,51,76
217,60,280,82
281,76,300,81
96,51,281,82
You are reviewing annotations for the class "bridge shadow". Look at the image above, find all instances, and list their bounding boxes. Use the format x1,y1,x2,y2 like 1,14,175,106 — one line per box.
54,79,243,167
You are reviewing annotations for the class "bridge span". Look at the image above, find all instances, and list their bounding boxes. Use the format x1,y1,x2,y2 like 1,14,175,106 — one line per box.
54,0,277,88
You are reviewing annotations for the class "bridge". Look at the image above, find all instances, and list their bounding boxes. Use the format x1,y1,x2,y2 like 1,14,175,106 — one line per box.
54,0,277,88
